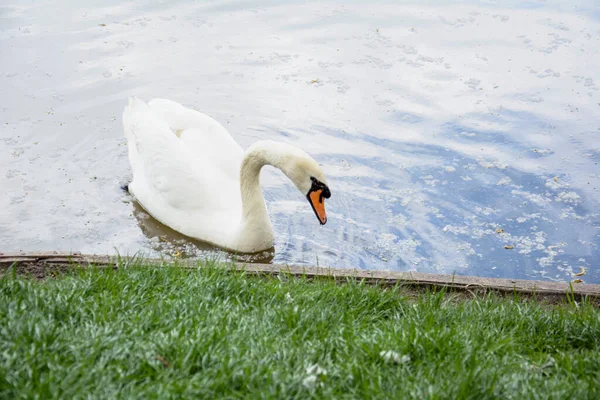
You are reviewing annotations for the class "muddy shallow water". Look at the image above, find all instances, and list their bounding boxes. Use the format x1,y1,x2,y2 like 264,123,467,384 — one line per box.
1,0,599,283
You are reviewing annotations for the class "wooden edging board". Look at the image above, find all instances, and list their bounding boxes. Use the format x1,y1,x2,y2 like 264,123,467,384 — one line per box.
1,253,599,300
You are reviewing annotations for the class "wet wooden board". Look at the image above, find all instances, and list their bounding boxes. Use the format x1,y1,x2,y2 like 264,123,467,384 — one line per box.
1,252,598,298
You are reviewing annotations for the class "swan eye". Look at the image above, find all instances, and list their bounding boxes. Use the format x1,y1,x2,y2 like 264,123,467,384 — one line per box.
309,177,330,198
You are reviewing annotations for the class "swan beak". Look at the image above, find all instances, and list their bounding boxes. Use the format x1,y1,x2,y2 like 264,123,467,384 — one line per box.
308,189,327,225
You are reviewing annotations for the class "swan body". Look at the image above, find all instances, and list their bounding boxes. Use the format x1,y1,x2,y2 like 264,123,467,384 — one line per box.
123,97,331,253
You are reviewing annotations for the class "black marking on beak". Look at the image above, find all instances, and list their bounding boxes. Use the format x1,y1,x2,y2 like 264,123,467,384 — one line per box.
309,177,331,199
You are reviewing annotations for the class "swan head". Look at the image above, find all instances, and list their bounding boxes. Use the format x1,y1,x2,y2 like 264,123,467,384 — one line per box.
278,148,331,225
245,140,331,225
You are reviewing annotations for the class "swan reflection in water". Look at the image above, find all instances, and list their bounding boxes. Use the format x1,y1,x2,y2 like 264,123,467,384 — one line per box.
130,200,275,264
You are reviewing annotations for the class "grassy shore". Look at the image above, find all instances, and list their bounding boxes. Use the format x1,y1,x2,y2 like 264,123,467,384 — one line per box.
0,262,599,399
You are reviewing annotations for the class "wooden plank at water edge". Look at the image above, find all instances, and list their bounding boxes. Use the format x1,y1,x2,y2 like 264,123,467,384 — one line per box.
0,253,599,299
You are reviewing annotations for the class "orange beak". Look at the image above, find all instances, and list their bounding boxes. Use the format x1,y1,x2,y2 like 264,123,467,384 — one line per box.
308,189,327,225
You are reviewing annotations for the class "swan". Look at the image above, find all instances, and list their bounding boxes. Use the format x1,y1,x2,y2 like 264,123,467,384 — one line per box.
122,97,331,253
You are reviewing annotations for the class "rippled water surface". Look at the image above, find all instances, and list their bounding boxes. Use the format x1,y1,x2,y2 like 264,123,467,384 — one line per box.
1,0,599,282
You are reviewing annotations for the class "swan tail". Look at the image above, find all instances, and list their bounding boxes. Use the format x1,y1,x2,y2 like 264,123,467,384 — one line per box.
123,96,150,138
123,96,154,175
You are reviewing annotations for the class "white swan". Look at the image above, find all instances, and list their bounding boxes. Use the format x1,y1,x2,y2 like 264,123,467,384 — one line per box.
123,97,331,253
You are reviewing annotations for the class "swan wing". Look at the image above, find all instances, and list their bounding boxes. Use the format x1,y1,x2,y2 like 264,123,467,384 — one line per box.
148,98,244,180
123,97,241,239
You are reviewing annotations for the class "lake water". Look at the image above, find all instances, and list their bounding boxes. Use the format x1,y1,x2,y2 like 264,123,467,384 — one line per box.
1,0,599,283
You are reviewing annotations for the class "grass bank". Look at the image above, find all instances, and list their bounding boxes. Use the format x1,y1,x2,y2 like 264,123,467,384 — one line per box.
1,263,599,399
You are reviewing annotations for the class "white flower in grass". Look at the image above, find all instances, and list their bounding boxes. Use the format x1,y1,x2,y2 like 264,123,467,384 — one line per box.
285,292,294,303
303,363,327,389
306,364,327,376
380,350,410,364
302,374,319,389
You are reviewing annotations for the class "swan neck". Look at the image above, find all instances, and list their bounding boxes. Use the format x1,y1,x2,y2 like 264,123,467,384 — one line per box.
238,143,282,238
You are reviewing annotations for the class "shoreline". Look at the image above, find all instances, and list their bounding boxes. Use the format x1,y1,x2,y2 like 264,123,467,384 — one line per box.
1,252,598,301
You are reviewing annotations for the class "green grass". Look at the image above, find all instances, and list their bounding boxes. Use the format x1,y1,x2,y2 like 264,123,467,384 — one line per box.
0,263,599,399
